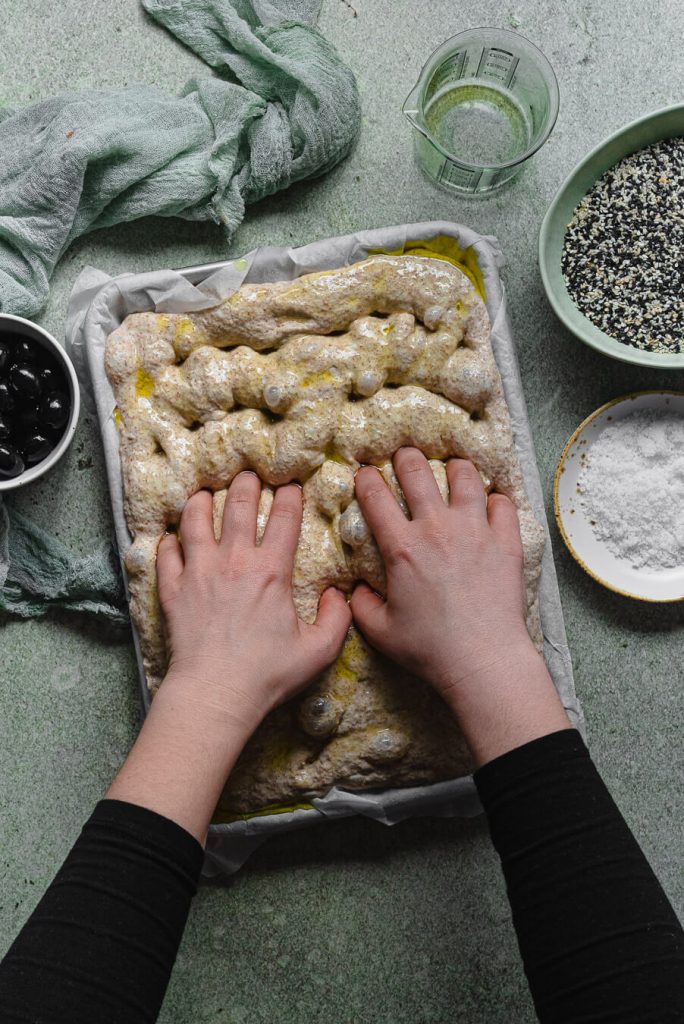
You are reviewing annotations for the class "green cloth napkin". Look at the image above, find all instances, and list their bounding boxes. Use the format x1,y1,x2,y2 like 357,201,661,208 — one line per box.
0,0,360,621
0,502,128,622
0,0,359,318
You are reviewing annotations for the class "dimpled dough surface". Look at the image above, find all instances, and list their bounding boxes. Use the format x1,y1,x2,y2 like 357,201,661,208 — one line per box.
105,255,545,812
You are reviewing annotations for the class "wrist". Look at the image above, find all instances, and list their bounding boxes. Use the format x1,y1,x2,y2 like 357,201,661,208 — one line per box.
437,640,572,768
105,671,260,846
160,662,267,739
434,634,540,714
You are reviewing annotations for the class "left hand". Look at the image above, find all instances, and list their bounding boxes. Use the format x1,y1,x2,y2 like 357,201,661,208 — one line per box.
156,473,351,733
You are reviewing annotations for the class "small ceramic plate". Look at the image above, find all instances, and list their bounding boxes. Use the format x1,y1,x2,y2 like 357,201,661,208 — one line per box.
554,391,684,602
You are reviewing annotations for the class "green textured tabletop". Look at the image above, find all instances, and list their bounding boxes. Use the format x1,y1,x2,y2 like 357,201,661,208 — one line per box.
1,2,682,1022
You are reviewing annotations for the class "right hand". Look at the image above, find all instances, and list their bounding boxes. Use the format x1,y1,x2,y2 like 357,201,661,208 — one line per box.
350,448,536,707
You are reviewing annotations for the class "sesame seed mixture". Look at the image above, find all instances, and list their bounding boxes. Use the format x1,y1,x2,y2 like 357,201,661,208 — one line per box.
561,137,684,354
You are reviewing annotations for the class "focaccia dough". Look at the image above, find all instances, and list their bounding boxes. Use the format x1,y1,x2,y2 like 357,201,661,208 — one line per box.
105,255,545,812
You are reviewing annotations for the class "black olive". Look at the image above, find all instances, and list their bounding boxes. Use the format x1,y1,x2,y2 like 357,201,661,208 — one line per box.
0,339,11,373
9,364,41,400
0,414,12,440
39,366,59,391
0,381,14,413
14,338,37,363
18,403,41,430
41,391,70,431
22,432,54,466
0,443,25,478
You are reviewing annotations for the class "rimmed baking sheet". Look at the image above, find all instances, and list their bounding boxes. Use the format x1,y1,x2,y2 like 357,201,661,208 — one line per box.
66,221,583,878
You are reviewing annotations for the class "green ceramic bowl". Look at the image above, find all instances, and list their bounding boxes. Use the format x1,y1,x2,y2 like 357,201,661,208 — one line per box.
539,104,684,369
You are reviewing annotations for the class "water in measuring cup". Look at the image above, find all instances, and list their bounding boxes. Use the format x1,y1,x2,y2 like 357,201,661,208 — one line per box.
424,80,532,166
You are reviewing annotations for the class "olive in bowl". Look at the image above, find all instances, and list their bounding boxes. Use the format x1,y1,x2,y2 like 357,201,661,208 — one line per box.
0,315,80,491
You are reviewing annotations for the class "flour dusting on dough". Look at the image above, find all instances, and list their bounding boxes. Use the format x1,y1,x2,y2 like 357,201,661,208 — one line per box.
105,256,545,812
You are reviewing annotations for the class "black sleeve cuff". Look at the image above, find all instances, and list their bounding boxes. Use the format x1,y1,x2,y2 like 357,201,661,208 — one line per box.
474,728,587,804
92,798,205,879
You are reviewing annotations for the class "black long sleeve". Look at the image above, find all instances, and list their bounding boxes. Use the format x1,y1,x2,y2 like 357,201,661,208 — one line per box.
475,729,684,1023
0,799,203,1024
1,735,682,1024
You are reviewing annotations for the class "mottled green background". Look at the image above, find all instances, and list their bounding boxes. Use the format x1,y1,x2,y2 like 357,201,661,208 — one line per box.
0,2,682,1021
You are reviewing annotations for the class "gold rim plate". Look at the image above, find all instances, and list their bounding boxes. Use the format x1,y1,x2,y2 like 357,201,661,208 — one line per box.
554,391,684,602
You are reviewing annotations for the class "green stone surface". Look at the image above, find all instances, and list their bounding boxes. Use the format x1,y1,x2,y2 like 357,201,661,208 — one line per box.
0,2,682,1021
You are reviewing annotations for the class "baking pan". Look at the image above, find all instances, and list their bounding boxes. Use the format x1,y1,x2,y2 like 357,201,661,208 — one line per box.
66,221,582,877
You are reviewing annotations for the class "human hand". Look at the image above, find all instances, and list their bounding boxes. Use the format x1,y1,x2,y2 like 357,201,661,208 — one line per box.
156,474,351,733
350,448,536,708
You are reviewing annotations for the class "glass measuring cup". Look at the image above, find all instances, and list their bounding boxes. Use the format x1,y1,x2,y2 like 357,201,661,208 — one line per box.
403,28,559,195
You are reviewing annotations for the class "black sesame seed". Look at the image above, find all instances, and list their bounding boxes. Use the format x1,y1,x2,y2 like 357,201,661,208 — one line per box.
561,137,684,354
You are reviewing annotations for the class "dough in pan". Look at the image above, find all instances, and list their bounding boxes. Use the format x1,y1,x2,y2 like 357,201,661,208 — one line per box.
105,255,545,812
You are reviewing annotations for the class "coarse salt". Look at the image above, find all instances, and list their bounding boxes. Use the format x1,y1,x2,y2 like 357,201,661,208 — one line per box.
578,408,684,570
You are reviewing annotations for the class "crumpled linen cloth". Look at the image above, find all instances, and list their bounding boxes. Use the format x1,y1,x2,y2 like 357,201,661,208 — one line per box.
0,0,359,621
0,0,360,319
0,502,128,622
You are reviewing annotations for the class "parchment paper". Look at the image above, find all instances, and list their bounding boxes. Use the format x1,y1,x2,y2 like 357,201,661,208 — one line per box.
65,221,583,878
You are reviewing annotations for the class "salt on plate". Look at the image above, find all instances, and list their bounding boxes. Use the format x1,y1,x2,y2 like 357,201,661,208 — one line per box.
578,408,684,571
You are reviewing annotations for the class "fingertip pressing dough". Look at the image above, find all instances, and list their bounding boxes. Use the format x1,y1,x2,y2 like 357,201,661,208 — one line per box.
105,255,545,812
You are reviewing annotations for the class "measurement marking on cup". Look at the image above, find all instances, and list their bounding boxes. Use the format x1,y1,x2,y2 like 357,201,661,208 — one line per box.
439,159,482,189
427,51,468,98
476,47,519,87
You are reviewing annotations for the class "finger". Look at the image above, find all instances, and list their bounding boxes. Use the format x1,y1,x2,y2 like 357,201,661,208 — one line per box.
393,447,443,519
220,471,261,548
260,483,302,567
306,587,353,666
487,492,524,557
446,458,488,520
354,465,407,558
156,531,184,595
350,582,389,650
179,490,216,563
302,588,352,676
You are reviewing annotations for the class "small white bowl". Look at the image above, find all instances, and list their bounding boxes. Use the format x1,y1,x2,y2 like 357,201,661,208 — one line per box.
0,314,80,492
554,391,684,602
